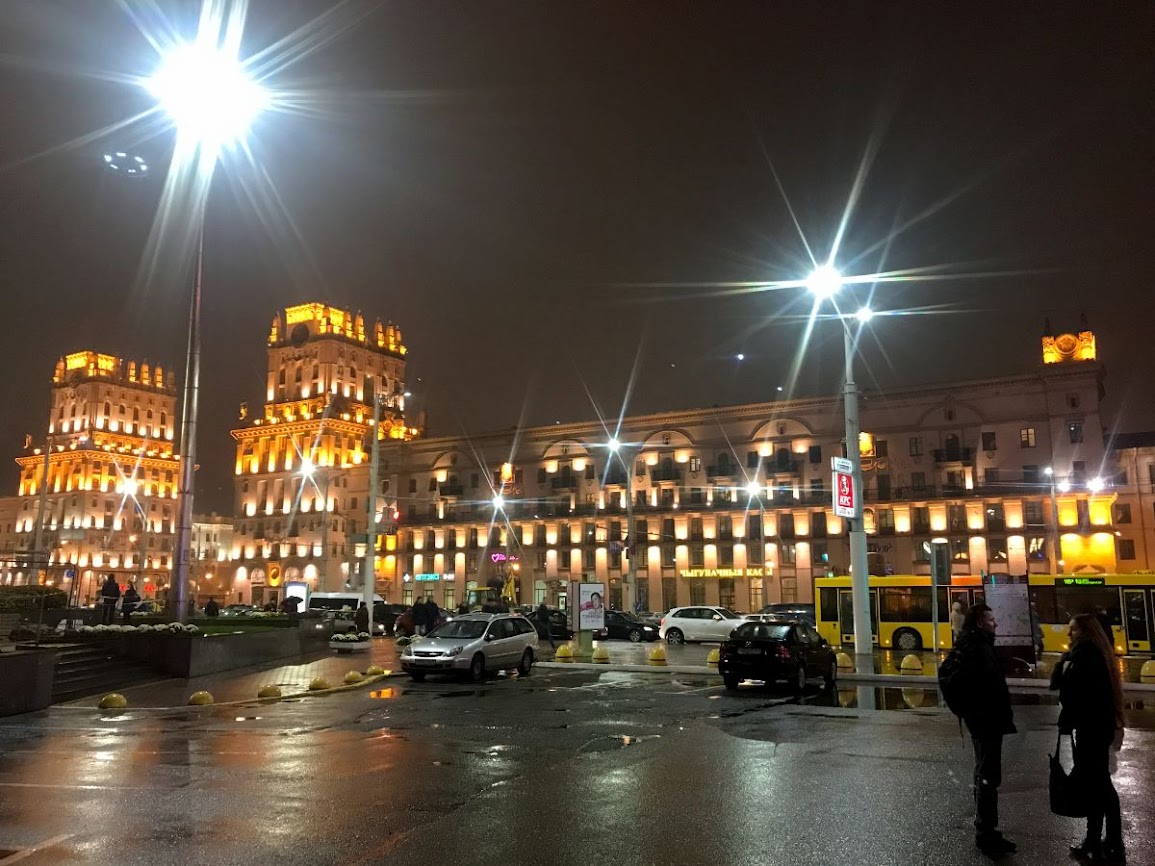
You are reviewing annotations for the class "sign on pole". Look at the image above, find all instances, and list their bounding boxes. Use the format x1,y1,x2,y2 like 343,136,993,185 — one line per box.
578,582,605,631
831,457,856,519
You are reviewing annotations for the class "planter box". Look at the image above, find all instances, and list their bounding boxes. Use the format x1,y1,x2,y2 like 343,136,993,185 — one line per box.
0,648,57,716
118,629,305,678
329,640,371,653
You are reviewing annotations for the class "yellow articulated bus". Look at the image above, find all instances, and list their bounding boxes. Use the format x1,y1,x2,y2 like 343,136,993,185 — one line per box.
814,574,1155,656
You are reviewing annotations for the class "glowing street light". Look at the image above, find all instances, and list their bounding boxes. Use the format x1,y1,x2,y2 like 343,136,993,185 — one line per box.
492,495,505,510
607,438,622,453
806,264,843,300
745,480,762,498
146,28,269,623
146,43,269,157
1088,476,1105,493
806,263,872,673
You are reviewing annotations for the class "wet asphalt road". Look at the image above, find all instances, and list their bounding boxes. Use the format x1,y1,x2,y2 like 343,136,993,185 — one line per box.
1,669,1153,866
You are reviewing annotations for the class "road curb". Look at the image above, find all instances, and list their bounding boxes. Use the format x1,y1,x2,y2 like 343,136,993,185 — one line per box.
537,662,1155,692
56,670,408,712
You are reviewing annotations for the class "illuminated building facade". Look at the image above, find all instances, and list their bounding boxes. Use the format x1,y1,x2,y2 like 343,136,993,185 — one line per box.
380,326,1125,612
191,513,235,605
1106,432,1155,574
4,351,179,602
228,303,416,606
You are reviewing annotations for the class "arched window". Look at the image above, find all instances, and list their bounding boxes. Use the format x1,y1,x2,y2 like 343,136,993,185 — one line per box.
945,433,959,451
160,411,167,429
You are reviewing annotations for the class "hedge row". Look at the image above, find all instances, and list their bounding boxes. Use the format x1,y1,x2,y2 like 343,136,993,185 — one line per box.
0,586,68,612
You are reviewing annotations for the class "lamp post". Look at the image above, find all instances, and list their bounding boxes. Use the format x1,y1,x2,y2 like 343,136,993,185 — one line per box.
145,38,269,622
300,460,353,592
607,438,635,612
1044,467,1064,574
807,265,874,674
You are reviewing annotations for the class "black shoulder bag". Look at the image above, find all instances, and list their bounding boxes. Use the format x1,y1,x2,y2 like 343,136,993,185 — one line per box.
1049,731,1087,817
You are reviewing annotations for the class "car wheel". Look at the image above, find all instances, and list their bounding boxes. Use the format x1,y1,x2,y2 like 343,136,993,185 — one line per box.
517,649,533,677
723,673,740,691
469,653,486,683
792,664,807,693
823,659,837,690
666,628,685,645
628,629,643,643
894,628,923,651
409,672,426,683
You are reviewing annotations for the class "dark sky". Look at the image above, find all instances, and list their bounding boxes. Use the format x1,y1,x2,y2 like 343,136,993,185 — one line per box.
2,1,1153,513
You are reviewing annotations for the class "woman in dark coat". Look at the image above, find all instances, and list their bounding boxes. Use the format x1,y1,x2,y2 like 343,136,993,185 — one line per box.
1052,612,1126,863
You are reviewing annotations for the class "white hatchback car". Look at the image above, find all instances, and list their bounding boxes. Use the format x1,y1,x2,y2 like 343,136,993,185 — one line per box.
659,606,748,644
400,613,539,682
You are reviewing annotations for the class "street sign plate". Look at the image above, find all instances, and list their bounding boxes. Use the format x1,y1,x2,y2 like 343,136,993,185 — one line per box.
831,457,853,474
833,468,856,519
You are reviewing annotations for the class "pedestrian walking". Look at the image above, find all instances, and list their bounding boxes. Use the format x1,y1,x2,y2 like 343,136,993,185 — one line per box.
204,597,220,617
99,575,121,625
950,600,966,644
536,601,555,649
424,597,441,633
1051,613,1126,863
121,583,140,624
411,598,429,636
354,602,370,635
948,603,1017,857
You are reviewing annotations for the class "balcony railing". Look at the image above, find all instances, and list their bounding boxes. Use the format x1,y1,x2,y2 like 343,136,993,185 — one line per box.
551,475,578,490
933,447,974,463
650,466,684,483
438,483,463,497
707,464,738,479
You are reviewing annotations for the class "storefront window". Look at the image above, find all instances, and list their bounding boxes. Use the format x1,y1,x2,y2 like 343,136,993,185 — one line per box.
719,578,735,610
689,579,706,605
442,587,455,609
661,577,677,612
748,578,763,612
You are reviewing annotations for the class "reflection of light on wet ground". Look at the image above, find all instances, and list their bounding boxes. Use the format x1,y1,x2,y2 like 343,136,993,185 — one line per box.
368,688,398,699
233,716,263,722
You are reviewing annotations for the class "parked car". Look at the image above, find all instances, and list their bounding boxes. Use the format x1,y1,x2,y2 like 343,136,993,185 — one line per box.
399,613,538,682
324,604,400,637
220,604,257,617
718,619,837,692
394,604,452,637
758,603,817,627
595,610,659,643
306,592,386,613
529,608,574,642
659,606,747,644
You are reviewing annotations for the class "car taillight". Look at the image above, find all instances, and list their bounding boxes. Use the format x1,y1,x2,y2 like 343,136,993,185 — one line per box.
776,644,792,661
659,617,666,627
720,644,734,657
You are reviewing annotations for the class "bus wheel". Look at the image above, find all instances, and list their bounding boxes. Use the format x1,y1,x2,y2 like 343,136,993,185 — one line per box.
894,629,922,651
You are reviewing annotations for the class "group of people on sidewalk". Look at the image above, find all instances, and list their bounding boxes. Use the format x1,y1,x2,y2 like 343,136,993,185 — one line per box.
949,603,1127,863
98,575,140,625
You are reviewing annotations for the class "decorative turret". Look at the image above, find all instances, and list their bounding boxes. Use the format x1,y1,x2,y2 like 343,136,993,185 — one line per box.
1042,316,1097,365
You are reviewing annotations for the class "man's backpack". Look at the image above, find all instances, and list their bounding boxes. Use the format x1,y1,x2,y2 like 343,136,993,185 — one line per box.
938,646,972,719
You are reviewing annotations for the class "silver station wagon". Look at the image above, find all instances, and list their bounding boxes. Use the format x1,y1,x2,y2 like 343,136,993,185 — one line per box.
400,612,539,682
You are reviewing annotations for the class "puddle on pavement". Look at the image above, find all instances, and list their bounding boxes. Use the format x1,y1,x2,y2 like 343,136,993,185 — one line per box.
368,688,399,699
577,734,661,753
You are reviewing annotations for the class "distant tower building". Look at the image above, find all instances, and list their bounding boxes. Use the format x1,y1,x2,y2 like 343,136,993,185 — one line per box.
7,351,179,603
1042,316,1097,365
229,303,417,604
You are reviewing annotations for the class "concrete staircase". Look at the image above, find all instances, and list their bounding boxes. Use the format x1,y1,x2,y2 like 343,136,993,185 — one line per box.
40,643,169,703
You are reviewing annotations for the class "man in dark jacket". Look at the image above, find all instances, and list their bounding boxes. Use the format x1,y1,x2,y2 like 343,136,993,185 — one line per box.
411,599,429,636
955,603,1017,857
424,597,441,634
535,601,556,648
121,583,140,624
99,575,121,625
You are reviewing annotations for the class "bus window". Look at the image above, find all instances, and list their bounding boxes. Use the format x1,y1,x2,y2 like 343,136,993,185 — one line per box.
1030,586,1058,625
1054,588,1120,624
879,587,932,622
819,588,839,624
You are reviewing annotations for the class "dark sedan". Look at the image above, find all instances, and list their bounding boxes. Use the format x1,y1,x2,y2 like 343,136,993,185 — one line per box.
531,609,574,642
595,610,659,642
718,619,836,692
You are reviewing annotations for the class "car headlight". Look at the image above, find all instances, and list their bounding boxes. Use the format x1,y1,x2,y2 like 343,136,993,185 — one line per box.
643,626,654,631
447,646,464,656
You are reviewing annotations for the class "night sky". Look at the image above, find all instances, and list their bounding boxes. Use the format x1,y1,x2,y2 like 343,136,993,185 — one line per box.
1,2,1153,513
